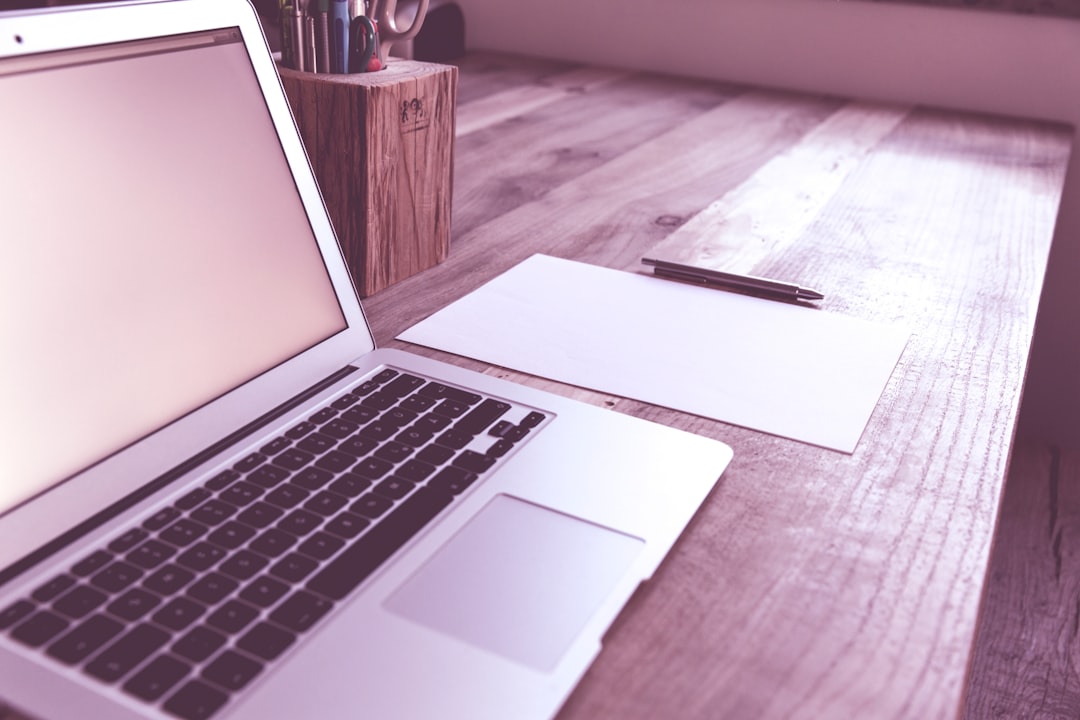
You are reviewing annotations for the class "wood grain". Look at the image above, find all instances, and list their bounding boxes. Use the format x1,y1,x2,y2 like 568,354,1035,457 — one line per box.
279,60,456,296
963,439,1080,719
2,53,1068,720
364,54,1072,719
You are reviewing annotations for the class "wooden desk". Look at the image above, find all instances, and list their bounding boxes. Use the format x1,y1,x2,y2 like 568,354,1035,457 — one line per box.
364,53,1073,719
1,52,1069,720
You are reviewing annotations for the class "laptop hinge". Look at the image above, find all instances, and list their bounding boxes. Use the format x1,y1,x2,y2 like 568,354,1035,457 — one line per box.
0,365,362,587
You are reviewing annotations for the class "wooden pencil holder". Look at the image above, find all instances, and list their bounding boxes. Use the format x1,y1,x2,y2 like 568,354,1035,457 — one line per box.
278,59,457,296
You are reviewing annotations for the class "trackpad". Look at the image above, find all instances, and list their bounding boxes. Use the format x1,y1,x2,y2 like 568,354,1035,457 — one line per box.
384,494,644,672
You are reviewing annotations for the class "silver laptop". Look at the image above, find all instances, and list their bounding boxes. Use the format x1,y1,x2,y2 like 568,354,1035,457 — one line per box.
0,1,732,718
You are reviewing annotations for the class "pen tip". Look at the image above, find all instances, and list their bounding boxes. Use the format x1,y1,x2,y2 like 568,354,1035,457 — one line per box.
800,289,825,301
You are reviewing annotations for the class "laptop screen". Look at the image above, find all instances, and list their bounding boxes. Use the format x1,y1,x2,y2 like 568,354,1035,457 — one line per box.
0,29,348,513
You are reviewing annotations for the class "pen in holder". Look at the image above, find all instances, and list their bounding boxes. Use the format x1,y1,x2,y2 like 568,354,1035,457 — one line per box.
278,58,457,296
280,0,428,74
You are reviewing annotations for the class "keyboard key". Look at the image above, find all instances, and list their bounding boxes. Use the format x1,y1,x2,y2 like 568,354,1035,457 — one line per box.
395,427,434,448
372,477,415,500
302,490,347,517
144,564,196,595
127,539,177,569
85,623,170,682
46,613,123,664
190,499,237,527
371,369,398,384
219,480,263,508
416,444,454,465
434,429,472,449
521,411,547,428
428,466,479,495
218,550,268,581
90,561,144,593
487,439,514,458
160,518,209,548
297,432,335,455
71,549,115,578
237,621,295,661
383,374,426,397
331,392,361,410
273,447,314,471
175,487,212,511
297,531,345,561
308,487,453,601
381,408,418,428
53,585,108,619
360,392,399,412
248,463,290,489
31,573,76,602
321,419,358,440
328,473,372,498
173,625,227,663
106,588,161,621
143,506,181,531
433,399,470,418
400,395,436,413
269,552,318,583
453,450,497,474
207,521,257,550
413,413,452,433
314,450,357,474
284,421,316,440
108,527,150,554
269,590,333,632
374,441,414,464
323,512,369,539
12,610,69,647
265,483,309,509
308,407,338,424
206,599,259,635
187,572,239,606
260,436,292,456
163,679,229,720
250,528,297,558
417,381,480,405
291,466,334,490
205,469,241,491
0,599,35,630
277,509,322,536
152,597,206,632
175,542,227,572
351,456,393,480
238,575,289,609
202,648,262,691
341,406,379,425
454,398,511,434
234,452,265,473
350,493,393,519
123,653,191,702
236,501,285,529
395,459,436,482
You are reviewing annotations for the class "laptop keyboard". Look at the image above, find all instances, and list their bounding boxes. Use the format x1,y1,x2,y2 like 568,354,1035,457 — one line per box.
0,367,548,719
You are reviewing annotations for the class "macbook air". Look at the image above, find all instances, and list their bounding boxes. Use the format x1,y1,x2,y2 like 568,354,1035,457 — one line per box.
0,1,732,718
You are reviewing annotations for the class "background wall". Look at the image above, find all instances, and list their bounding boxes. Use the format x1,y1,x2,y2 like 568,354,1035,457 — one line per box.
453,0,1080,448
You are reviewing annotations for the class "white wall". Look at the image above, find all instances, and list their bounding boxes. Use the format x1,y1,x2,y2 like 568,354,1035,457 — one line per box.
455,0,1080,447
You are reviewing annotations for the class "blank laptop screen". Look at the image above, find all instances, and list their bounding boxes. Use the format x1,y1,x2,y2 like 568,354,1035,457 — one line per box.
0,30,347,512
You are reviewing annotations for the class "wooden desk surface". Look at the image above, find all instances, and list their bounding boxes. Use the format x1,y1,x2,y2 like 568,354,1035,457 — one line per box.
363,53,1073,719
1,52,1068,720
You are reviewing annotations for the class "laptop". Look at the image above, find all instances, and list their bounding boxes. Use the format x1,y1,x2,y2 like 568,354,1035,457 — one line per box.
0,1,732,718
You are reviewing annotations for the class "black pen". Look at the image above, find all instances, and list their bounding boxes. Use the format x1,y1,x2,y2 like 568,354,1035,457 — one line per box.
641,257,824,302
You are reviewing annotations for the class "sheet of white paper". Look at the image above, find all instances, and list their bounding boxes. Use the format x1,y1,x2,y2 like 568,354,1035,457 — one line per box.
398,254,909,452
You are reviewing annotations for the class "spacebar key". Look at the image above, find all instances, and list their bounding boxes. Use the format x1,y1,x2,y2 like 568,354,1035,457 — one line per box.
306,487,454,601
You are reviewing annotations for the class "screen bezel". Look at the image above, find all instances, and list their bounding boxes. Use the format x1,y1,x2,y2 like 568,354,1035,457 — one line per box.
0,0,377,577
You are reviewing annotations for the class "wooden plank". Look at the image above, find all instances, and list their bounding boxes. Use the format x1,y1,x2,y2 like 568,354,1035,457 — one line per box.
963,439,1080,719
365,87,843,340
452,71,747,239
279,59,456,296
